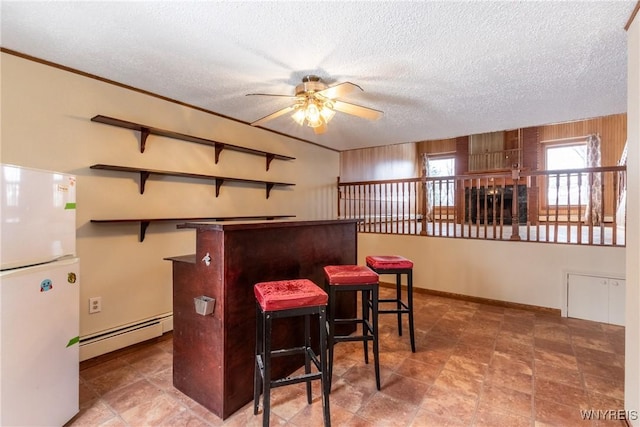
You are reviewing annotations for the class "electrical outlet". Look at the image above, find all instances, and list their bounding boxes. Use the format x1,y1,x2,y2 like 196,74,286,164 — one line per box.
89,297,102,314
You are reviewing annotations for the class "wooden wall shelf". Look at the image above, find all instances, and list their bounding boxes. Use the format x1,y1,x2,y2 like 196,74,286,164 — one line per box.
91,215,296,242
91,115,296,171
90,164,295,198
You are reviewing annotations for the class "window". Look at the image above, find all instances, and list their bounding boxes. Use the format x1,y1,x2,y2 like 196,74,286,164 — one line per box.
545,143,588,206
425,155,455,207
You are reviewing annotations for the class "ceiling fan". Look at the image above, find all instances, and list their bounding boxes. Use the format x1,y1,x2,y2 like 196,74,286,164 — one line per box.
246,75,383,135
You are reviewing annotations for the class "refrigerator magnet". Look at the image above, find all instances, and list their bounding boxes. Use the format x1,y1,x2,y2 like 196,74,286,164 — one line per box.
40,279,53,292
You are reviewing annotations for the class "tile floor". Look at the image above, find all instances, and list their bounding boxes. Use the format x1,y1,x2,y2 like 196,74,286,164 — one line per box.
67,287,627,427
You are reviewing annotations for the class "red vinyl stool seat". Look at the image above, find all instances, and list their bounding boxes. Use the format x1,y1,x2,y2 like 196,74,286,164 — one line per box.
324,265,380,391
366,255,416,352
253,279,330,427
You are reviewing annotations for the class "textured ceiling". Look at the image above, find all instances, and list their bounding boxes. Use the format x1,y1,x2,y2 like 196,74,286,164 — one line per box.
0,1,635,151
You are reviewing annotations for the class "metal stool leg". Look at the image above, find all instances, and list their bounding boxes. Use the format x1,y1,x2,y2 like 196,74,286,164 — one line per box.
253,304,262,415
327,284,337,392
318,306,331,427
362,289,370,364
407,269,416,352
262,313,272,427
371,285,380,390
395,273,403,336
304,313,312,404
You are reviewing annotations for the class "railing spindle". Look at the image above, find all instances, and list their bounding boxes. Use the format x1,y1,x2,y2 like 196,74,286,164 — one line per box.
613,171,618,246
335,167,623,246
474,178,480,238
566,172,572,243
395,181,400,234
600,172,605,245
445,178,451,237
499,178,505,240
467,178,472,238
511,174,521,241
587,172,593,245
552,172,559,243
525,175,531,241
483,177,488,238
577,172,583,244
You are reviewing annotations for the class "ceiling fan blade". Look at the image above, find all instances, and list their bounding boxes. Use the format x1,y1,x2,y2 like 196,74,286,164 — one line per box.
316,82,363,99
332,100,384,121
246,93,298,99
250,106,295,126
313,122,327,135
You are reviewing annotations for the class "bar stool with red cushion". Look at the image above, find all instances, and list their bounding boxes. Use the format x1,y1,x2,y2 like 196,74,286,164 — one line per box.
324,265,380,391
253,279,330,427
366,255,416,352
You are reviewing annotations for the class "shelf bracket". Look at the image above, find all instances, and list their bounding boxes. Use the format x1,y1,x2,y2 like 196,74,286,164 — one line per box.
139,171,150,194
214,143,225,164
266,154,275,171
140,128,150,153
215,178,224,197
266,183,274,199
140,221,150,242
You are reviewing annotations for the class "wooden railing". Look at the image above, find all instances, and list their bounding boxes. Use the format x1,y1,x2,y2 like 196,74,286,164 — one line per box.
337,166,626,246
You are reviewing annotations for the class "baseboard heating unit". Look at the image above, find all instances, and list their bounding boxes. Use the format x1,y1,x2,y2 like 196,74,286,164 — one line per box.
79,313,173,361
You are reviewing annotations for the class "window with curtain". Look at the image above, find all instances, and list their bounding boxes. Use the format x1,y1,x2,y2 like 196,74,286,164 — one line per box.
545,143,588,205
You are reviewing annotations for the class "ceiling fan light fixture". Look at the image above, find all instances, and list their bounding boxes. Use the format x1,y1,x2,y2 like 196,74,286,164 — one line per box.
291,98,336,129
250,74,382,132
305,102,321,125
320,103,336,123
291,108,306,126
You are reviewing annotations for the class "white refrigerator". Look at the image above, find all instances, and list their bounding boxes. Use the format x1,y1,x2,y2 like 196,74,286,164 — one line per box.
0,164,80,426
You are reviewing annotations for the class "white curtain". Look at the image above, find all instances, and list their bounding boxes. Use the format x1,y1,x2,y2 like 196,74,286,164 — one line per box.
422,154,432,221
584,133,602,225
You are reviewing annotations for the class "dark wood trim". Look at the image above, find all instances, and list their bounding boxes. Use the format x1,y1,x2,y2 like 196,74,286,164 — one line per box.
163,254,196,264
91,115,295,167
337,165,625,186
89,163,294,198
91,215,296,242
379,281,561,316
176,218,358,232
0,47,339,153
625,1,640,30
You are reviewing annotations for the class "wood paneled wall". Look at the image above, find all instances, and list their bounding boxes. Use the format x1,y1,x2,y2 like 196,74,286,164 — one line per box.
538,113,628,168
536,114,627,220
339,114,627,182
522,127,539,171
455,136,470,175
416,138,457,155
339,142,418,182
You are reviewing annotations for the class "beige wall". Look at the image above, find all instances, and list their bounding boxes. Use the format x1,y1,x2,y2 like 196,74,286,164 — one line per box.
626,11,640,426
0,53,339,356
358,234,624,313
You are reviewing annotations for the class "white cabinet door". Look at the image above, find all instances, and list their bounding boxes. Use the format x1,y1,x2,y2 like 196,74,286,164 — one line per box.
568,274,609,323
608,279,626,326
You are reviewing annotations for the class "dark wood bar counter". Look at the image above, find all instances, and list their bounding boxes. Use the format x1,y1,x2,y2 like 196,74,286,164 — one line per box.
167,219,358,419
